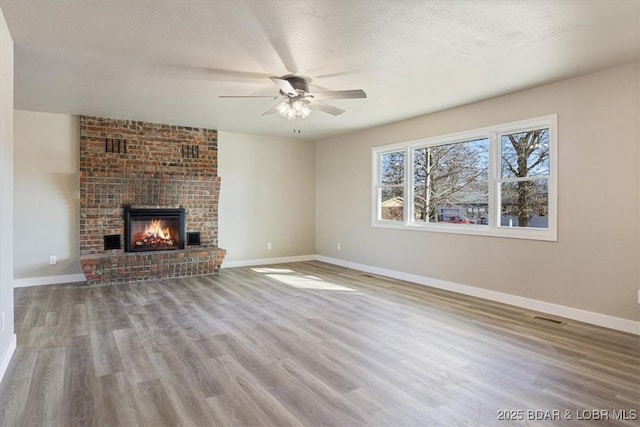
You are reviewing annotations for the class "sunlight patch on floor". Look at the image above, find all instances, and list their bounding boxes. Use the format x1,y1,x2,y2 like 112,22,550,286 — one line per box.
250,266,357,291
251,267,295,274
264,273,356,291
252,268,355,292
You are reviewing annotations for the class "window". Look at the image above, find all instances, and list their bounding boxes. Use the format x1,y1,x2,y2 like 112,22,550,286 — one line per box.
377,150,405,221
372,115,557,241
377,151,406,221
499,128,550,228
413,138,490,225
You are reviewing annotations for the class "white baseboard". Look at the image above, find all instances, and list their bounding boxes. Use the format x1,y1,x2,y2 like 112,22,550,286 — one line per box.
222,255,317,269
315,255,640,336
13,273,86,288
0,334,16,384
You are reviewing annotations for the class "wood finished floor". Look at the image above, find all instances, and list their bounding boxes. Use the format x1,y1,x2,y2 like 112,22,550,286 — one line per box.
0,261,638,426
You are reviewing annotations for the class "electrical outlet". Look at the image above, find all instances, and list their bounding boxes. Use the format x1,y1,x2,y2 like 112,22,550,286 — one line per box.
267,242,272,251
337,243,341,251
49,255,57,265
637,290,640,304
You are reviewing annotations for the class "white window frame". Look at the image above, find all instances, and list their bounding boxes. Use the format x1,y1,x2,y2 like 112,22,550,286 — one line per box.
373,145,408,223
371,115,558,241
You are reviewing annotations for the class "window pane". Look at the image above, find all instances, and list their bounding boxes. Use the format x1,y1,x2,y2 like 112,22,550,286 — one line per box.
380,187,404,221
500,179,549,228
380,151,405,185
501,128,550,179
413,138,489,225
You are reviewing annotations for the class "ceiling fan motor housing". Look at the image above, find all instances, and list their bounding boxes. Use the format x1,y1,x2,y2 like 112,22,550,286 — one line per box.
282,75,310,95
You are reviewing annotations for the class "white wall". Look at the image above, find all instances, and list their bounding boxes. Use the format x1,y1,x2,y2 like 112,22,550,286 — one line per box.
316,62,640,323
14,111,81,279
218,131,315,263
0,7,15,381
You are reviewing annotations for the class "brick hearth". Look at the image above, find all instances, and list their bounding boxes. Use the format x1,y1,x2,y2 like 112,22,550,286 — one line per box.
79,116,226,285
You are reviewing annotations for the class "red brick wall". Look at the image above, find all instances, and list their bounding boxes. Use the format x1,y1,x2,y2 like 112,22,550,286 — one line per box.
79,116,225,284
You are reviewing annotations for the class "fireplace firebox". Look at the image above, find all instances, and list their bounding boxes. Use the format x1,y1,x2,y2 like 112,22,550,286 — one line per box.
124,207,185,252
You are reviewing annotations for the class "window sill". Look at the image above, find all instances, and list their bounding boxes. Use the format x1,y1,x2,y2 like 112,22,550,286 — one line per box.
371,220,557,241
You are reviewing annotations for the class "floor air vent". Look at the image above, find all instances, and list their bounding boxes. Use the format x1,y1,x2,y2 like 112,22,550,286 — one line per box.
534,316,566,326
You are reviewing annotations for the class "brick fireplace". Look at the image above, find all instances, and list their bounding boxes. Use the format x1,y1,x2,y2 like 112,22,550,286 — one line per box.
79,116,226,285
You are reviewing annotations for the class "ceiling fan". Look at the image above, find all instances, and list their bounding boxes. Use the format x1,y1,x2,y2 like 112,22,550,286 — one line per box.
220,75,367,120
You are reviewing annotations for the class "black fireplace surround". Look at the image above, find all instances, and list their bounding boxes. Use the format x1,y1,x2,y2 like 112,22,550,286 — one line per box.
123,207,186,252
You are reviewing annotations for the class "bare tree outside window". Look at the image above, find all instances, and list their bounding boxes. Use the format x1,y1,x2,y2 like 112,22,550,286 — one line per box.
500,129,550,228
413,139,489,224
379,151,405,220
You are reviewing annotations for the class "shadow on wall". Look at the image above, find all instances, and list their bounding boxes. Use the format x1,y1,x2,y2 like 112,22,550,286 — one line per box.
16,172,81,278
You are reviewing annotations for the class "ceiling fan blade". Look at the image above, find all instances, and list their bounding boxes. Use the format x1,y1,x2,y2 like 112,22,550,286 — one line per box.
261,104,279,116
313,69,367,79
151,64,272,82
309,89,367,100
309,100,345,116
219,95,275,98
244,2,298,74
204,68,272,80
270,77,298,97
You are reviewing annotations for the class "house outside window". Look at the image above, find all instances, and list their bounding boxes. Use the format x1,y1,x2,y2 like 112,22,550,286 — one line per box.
372,115,557,241
378,150,405,221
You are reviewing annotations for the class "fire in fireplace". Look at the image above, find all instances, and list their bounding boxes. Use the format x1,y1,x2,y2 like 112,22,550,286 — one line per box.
124,207,185,252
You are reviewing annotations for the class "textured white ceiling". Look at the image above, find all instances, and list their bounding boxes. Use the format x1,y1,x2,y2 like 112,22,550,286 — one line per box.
1,0,639,140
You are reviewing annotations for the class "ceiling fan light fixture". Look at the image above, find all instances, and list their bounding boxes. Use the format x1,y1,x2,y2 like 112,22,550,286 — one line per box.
299,103,311,118
277,99,311,120
285,107,297,120
276,101,290,116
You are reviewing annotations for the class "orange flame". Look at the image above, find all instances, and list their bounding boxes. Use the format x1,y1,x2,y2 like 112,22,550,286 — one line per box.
144,219,171,240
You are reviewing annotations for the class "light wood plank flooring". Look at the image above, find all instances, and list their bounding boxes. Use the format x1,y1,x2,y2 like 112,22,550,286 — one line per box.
0,261,638,426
